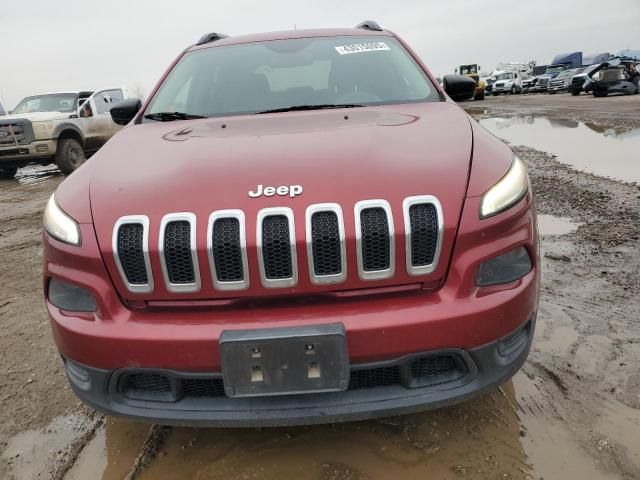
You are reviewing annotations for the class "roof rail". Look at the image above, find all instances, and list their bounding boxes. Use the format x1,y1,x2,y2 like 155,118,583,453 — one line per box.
355,20,383,32
196,32,229,46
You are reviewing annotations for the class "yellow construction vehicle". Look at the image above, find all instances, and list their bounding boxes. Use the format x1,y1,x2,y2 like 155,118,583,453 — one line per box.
457,64,485,100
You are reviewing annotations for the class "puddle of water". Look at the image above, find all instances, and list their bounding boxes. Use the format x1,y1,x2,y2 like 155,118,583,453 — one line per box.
64,418,149,480
2,414,92,480
15,164,61,185
476,115,640,183
55,373,629,480
537,214,581,236
7,370,637,480
512,374,620,480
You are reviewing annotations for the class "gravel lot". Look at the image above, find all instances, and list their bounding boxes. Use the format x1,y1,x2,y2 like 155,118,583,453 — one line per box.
1,94,639,479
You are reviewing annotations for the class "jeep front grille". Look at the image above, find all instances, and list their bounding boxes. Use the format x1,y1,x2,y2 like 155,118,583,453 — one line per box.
306,204,346,285
258,209,297,288
355,200,394,280
116,224,148,285
211,218,243,282
112,197,443,294
404,196,442,276
113,216,154,294
159,213,200,293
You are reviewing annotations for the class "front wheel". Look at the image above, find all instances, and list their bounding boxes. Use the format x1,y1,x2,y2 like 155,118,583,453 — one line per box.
474,91,485,101
0,166,18,179
510,86,517,94
55,138,86,174
570,89,581,96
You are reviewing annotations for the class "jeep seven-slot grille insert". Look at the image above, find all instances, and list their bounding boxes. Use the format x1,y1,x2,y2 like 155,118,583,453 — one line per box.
257,208,298,289
306,204,346,285
355,200,395,281
112,216,154,294
207,210,249,291
159,213,201,293
403,196,443,276
112,197,443,293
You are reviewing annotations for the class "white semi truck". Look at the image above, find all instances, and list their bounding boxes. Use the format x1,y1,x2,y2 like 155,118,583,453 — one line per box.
487,62,534,95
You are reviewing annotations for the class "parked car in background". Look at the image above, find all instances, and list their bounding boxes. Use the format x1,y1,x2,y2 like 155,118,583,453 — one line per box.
589,60,640,97
535,65,567,91
548,68,584,94
489,71,522,94
0,88,127,178
570,63,602,95
521,76,540,94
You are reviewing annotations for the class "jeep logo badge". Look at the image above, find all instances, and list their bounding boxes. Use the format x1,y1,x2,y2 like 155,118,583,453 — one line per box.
249,184,303,198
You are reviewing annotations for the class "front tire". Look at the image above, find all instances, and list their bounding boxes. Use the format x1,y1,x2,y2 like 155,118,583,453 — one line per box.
510,86,517,95
0,166,18,179
570,89,581,96
55,138,86,174
474,91,485,101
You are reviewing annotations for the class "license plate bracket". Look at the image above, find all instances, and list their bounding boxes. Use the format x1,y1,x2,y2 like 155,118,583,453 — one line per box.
220,323,349,398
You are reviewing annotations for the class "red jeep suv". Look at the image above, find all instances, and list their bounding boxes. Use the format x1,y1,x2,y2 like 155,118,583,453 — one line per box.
43,22,539,426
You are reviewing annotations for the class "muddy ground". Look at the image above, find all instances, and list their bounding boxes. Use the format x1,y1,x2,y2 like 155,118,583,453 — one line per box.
1,94,639,479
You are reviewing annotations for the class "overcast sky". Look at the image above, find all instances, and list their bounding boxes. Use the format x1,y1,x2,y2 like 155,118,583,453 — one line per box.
1,0,638,108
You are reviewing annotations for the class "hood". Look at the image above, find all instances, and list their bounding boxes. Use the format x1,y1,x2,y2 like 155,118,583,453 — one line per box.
87,102,473,300
1,111,73,122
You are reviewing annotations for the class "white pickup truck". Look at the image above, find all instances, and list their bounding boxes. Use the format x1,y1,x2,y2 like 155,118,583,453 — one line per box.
0,88,127,178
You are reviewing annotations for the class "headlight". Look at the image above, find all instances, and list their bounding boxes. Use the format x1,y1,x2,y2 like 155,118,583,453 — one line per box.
44,194,81,245
480,156,528,219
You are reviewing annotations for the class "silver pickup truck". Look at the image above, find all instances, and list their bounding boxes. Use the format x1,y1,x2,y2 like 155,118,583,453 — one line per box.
0,88,127,178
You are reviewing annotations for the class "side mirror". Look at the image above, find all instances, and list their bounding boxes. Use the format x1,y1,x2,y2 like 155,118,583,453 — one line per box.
442,74,477,102
110,98,142,126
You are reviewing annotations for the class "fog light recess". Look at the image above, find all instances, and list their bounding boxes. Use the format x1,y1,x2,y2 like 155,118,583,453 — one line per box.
48,278,97,312
477,246,532,286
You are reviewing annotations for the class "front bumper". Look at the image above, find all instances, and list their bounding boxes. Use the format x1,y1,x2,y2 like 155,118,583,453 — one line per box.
63,317,534,426
0,140,56,164
45,193,539,425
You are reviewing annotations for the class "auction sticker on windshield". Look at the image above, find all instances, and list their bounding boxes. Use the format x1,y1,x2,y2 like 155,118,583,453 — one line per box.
335,42,391,55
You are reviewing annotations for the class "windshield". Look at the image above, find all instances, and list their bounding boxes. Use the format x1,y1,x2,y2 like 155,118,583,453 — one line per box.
145,36,438,119
13,93,78,114
459,65,478,75
545,66,565,74
494,72,514,80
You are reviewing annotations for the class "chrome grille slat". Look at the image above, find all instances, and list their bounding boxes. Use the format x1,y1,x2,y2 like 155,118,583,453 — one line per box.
112,215,154,294
207,210,249,291
257,207,298,288
159,213,201,293
354,200,395,281
306,203,347,285
402,196,444,276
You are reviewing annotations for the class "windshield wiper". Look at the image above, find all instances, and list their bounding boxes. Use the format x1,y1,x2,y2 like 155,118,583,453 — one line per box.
255,104,363,114
144,112,206,122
